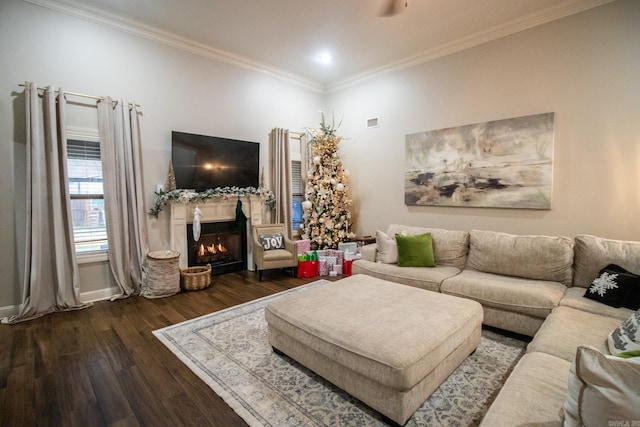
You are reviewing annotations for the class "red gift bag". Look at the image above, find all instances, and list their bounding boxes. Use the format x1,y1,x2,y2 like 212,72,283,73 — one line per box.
297,260,306,278
343,259,353,276
297,251,319,278
306,260,319,277
297,260,319,278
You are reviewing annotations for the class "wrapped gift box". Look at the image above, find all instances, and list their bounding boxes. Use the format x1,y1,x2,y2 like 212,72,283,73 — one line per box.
333,264,343,275
318,259,329,276
295,239,311,255
345,252,362,261
307,250,329,258
327,249,344,266
319,255,337,269
338,242,358,256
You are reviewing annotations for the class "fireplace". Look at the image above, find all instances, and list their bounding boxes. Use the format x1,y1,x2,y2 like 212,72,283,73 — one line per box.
186,221,247,275
169,196,262,270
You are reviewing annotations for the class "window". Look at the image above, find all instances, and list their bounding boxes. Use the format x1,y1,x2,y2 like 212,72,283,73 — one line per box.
67,137,108,254
291,159,303,236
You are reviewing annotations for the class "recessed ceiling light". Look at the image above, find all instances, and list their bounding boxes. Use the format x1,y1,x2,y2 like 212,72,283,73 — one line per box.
317,52,333,65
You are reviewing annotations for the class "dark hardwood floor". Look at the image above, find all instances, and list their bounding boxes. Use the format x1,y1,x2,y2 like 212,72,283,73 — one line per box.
0,270,329,427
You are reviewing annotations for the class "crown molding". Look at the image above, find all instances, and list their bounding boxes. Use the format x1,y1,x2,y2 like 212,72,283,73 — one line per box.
25,0,615,95
326,0,616,93
23,0,325,93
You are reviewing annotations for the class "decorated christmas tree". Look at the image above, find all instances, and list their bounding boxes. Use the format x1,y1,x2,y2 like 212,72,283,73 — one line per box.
300,114,355,249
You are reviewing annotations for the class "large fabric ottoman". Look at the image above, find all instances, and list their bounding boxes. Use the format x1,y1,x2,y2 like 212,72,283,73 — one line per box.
264,274,483,425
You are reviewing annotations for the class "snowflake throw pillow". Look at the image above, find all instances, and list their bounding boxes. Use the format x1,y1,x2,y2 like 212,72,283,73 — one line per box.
583,264,640,309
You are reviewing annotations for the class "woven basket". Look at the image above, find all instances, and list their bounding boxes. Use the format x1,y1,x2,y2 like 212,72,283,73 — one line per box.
143,250,181,299
180,264,212,291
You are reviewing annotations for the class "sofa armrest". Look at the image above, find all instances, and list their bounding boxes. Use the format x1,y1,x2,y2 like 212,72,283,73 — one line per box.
361,243,377,262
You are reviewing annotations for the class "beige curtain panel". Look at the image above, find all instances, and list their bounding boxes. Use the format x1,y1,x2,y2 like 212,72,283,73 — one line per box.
2,83,91,324
269,128,292,237
98,98,148,299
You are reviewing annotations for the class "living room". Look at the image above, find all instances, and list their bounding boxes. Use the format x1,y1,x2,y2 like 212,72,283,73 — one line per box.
1,0,639,306
0,0,639,424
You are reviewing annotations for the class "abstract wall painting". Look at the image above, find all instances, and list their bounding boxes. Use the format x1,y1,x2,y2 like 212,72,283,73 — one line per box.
405,112,554,209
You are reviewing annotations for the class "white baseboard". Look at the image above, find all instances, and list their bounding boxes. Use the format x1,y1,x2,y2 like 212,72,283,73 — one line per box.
80,287,120,303
0,287,119,320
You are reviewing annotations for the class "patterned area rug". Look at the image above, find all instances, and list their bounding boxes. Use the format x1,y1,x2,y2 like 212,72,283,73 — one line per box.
154,280,526,426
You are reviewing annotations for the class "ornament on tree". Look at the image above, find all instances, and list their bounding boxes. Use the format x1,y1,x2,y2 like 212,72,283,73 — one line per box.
300,113,356,249
164,160,177,192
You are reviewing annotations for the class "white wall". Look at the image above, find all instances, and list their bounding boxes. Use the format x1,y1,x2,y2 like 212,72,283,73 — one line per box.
1,0,639,313
0,0,323,311
328,0,640,241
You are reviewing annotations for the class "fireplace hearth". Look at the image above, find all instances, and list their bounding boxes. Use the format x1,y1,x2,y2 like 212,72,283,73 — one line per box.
186,221,247,275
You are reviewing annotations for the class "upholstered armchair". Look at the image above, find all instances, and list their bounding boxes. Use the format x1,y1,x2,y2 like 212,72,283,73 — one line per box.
252,224,298,281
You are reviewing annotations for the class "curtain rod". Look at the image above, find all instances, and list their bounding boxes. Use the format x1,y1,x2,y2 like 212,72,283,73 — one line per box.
267,130,304,136
289,131,304,140
18,83,140,108
268,130,304,140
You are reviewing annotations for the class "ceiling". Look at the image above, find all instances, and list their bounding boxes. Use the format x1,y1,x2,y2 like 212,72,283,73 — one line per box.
37,0,614,91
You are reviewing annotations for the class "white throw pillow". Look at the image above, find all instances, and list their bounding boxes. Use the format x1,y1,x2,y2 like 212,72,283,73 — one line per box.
375,230,398,264
564,345,640,426
608,309,640,354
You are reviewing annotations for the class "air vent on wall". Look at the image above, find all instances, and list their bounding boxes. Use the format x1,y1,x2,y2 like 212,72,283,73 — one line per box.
366,117,379,128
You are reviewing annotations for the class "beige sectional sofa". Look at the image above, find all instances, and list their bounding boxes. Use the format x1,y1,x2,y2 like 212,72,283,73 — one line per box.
352,224,640,425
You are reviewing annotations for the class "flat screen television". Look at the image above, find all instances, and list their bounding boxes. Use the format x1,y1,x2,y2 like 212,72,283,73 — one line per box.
171,131,260,191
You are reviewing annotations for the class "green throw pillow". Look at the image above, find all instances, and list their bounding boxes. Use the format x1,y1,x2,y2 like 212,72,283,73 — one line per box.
395,233,435,267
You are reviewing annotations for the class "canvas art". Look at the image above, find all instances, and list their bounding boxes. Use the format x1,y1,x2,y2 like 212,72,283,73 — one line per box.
405,112,555,209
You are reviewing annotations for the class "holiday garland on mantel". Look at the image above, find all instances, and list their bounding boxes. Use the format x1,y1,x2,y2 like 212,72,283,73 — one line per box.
300,114,355,249
148,187,275,217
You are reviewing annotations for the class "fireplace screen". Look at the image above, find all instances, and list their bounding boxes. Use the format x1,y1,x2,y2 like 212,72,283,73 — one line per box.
187,221,247,275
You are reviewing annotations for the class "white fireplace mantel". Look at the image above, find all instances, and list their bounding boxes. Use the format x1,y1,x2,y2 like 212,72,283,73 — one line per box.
169,196,263,269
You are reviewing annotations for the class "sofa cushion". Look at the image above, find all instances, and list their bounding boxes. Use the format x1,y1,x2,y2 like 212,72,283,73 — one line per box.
584,264,640,309
560,287,633,321
481,305,545,337
527,306,620,361
351,259,460,292
386,225,469,269
360,242,377,262
564,346,640,427
608,309,640,354
479,352,570,427
263,248,295,261
395,233,435,267
573,234,640,288
440,269,565,319
375,230,397,264
466,230,574,285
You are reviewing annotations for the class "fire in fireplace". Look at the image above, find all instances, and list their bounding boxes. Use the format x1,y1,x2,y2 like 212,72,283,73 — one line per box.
196,237,228,264
187,221,247,275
